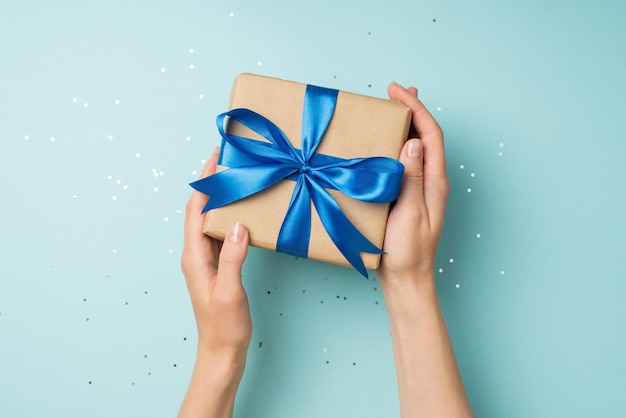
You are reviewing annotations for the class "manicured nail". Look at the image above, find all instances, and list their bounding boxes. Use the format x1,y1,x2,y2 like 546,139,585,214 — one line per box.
408,140,423,158
228,222,244,243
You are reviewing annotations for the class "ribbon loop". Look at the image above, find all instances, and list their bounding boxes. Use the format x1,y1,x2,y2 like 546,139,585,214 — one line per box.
190,84,404,278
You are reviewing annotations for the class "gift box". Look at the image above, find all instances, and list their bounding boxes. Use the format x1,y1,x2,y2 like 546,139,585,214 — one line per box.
192,73,411,277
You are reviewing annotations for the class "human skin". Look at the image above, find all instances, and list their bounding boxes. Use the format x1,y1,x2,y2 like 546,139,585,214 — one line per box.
178,147,252,418
178,83,473,418
378,82,473,418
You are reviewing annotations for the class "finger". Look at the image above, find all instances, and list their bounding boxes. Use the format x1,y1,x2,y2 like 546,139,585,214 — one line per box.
388,83,446,177
184,147,220,242
388,83,448,228
394,138,428,217
387,83,444,173
182,148,221,279
387,82,441,141
216,222,249,293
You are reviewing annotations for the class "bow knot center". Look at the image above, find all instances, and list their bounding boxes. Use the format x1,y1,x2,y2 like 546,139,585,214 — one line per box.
300,162,313,174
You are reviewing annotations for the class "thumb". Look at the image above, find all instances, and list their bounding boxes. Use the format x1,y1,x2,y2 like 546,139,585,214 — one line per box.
396,139,425,206
216,222,249,290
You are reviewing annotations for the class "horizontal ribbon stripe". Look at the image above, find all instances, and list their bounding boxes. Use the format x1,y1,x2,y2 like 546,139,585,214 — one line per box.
190,84,404,277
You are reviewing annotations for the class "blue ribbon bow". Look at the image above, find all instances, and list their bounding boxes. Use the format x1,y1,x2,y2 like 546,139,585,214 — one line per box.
190,84,404,277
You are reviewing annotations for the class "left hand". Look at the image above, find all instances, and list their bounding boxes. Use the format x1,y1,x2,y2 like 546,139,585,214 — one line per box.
181,147,252,361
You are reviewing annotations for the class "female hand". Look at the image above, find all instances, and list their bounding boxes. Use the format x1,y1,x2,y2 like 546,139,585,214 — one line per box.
179,148,252,418
377,82,450,285
377,83,473,418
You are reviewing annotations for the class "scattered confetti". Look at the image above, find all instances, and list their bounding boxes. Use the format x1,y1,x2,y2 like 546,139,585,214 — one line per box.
7,14,514,397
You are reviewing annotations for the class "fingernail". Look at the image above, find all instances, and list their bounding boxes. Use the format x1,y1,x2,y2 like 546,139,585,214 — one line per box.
408,140,423,158
228,222,244,243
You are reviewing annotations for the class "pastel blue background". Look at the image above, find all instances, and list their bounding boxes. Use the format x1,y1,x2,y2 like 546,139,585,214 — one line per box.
1,1,625,417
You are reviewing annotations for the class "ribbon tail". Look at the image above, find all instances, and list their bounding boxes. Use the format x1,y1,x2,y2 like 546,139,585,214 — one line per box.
276,175,311,259
308,180,383,278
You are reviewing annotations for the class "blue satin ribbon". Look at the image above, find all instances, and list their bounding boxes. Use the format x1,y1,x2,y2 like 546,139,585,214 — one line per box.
190,84,404,277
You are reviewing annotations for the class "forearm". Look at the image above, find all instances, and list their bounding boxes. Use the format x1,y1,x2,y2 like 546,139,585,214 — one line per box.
178,347,246,418
381,273,473,418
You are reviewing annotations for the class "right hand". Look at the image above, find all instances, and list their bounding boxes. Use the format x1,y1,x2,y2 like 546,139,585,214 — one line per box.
377,82,450,284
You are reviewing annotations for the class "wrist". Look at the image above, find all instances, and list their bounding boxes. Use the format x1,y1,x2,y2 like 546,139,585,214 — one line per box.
378,269,439,319
178,345,248,418
195,343,248,382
